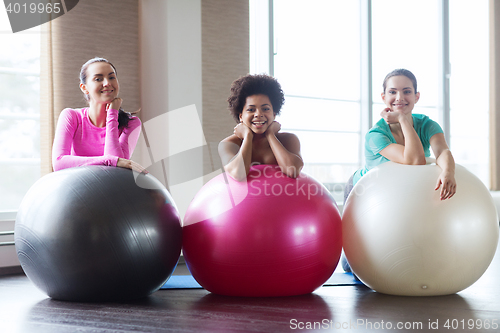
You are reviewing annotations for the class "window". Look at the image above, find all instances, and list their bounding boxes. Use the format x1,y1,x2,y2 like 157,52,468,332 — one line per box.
0,10,41,213
251,0,490,200
371,0,440,123
258,0,362,201
449,0,489,183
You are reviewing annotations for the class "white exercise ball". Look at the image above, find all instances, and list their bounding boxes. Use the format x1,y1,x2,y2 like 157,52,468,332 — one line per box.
342,160,499,296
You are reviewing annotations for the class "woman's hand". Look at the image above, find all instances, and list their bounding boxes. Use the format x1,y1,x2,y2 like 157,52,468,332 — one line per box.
430,136,456,201
234,122,253,140
435,170,456,200
265,121,281,137
117,158,148,174
107,98,122,111
380,107,407,125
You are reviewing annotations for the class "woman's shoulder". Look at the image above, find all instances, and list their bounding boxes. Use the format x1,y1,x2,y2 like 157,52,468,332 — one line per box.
61,107,84,116
220,134,242,145
412,113,443,135
59,108,85,123
276,131,297,138
412,113,429,120
276,131,299,142
276,132,301,153
218,134,242,159
127,114,141,129
412,113,440,127
368,118,390,134
412,113,440,125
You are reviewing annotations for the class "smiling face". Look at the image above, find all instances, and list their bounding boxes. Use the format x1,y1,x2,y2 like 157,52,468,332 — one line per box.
382,75,420,115
239,94,276,134
80,62,119,105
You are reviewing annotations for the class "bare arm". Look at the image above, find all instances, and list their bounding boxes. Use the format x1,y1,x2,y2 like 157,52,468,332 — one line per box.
218,123,254,181
378,109,426,165
266,122,303,178
430,133,456,200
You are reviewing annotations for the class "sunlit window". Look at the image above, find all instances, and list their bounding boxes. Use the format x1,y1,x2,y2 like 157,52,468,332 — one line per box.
251,0,490,194
272,0,361,198
449,0,489,184
371,0,440,123
0,10,41,212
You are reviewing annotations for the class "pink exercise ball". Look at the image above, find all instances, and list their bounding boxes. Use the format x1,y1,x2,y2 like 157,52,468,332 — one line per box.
182,164,342,297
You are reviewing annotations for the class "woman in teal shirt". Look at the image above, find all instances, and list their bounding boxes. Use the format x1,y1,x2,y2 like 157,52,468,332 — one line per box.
344,68,457,204
342,68,457,275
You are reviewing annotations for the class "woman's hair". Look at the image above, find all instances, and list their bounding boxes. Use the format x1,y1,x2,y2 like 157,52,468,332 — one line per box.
382,68,418,93
227,74,285,123
80,57,132,129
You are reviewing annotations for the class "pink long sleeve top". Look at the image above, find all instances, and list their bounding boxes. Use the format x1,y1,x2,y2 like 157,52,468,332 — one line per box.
52,107,141,171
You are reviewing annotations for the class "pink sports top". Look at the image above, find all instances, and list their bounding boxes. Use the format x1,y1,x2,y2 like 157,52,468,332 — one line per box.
52,107,141,171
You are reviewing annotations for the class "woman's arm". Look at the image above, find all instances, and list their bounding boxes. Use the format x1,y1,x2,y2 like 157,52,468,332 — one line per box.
108,112,146,173
103,107,124,157
103,98,142,159
104,108,141,159
52,108,145,173
430,133,456,200
118,117,141,158
102,98,145,173
378,109,426,165
218,123,253,181
52,109,119,171
266,122,303,178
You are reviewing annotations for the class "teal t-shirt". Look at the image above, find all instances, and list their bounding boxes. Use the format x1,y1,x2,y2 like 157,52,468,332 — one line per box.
353,114,443,185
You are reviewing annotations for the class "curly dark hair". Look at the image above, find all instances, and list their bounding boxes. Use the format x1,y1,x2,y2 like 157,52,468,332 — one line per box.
227,74,285,123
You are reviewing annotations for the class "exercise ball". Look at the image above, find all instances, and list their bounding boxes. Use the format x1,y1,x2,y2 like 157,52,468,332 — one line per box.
342,161,499,296
182,164,342,297
15,166,182,302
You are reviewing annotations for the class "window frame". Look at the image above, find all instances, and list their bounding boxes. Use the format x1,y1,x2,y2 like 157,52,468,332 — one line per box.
252,0,454,183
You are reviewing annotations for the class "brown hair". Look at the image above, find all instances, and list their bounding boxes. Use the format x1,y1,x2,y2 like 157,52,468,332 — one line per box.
382,68,418,93
80,57,132,129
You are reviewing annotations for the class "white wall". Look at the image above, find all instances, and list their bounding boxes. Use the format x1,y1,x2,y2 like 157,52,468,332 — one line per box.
138,0,204,220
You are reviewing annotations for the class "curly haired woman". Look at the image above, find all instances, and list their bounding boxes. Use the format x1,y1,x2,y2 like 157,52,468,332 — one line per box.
219,74,303,180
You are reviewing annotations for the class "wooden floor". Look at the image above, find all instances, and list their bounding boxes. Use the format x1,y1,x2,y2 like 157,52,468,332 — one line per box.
1,241,500,333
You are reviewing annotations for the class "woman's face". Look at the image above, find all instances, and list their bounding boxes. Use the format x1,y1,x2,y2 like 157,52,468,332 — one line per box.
382,75,420,115
239,94,275,134
80,62,119,105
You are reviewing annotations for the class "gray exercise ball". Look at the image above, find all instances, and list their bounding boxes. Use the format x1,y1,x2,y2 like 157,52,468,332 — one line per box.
15,166,182,302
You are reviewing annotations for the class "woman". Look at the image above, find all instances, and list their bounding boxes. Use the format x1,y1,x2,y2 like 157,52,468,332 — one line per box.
342,68,457,274
52,57,146,173
219,74,303,180
345,68,456,203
